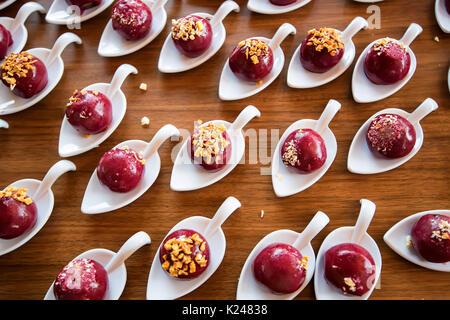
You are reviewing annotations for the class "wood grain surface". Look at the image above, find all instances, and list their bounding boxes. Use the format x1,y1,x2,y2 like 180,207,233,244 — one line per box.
0,0,448,300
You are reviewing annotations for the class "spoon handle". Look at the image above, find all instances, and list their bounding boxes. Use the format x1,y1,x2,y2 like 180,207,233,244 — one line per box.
33,160,76,201
151,0,168,12
293,211,330,250
210,0,240,27
46,32,82,66
105,231,151,273
0,119,8,129
351,199,376,244
269,23,296,50
12,2,45,33
204,196,241,238
314,99,341,134
107,64,138,97
407,98,438,124
143,124,180,159
399,23,423,47
341,16,368,42
229,105,261,133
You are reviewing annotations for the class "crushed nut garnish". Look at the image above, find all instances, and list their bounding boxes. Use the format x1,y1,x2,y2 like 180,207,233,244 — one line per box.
1,52,37,90
343,277,357,292
140,116,150,127
171,16,206,41
373,38,407,56
139,83,147,91
306,28,344,56
118,146,146,165
192,122,228,165
300,256,309,270
406,235,412,248
238,39,270,64
282,140,299,167
0,186,33,205
431,219,450,241
434,36,440,42
367,114,402,152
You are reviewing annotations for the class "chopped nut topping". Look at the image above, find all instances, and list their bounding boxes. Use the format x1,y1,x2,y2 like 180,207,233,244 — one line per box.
238,39,270,64
431,219,450,241
119,146,146,165
344,277,356,292
171,16,206,41
434,36,440,42
373,38,407,55
306,28,344,56
0,186,33,205
192,122,228,165
300,256,309,270
1,52,37,90
139,83,147,91
282,140,298,167
140,116,150,127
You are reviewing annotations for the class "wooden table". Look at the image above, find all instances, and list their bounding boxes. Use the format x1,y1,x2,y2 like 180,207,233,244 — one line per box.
0,0,448,300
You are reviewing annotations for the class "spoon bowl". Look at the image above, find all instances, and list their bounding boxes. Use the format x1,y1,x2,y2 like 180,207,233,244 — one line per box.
170,105,260,191
58,64,138,157
146,196,241,300
247,0,312,15
287,17,367,88
314,199,381,300
0,160,76,256
98,0,168,57
158,1,239,73
0,32,82,115
46,0,114,25
236,211,329,300
219,23,296,101
435,0,450,33
271,99,341,197
81,124,180,214
352,23,422,103
347,98,438,174
384,209,450,272
44,231,151,300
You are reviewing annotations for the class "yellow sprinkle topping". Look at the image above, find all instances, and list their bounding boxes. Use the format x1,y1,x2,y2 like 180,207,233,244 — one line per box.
192,122,228,165
0,186,33,205
373,38,407,55
306,28,344,56
171,16,206,41
1,52,37,90
238,39,270,64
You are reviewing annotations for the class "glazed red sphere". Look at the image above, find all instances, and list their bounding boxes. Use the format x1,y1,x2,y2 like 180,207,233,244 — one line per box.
269,0,297,5
411,214,450,263
366,113,416,159
111,0,152,41
229,38,274,82
1,52,48,99
300,28,344,73
171,15,213,58
0,24,13,60
53,258,108,300
0,187,37,239
253,243,308,294
281,129,327,173
65,0,101,12
324,243,376,296
159,229,210,279
65,89,112,135
97,147,145,193
188,122,232,171
364,38,411,85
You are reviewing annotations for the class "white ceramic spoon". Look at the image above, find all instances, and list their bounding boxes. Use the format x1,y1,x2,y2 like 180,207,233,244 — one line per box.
314,199,381,300
0,32,82,115
352,23,422,103
170,105,261,191
347,98,438,174
0,160,76,257
46,0,114,25
0,0,16,11
287,17,368,89
271,99,341,197
98,0,168,57
0,2,45,57
436,0,450,33
247,0,312,15
218,23,296,101
81,124,180,214
158,0,239,73
44,231,151,300
236,211,330,300
58,64,138,157
0,119,7,128
146,196,241,300
384,210,450,272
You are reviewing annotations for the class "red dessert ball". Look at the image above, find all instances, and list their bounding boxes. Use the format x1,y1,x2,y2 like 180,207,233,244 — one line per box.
411,214,450,263
65,89,112,135
0,24,13,60
324,243,376,296
53,258,108,300
188,121,232,171
229,38,274,82
281,129,327,174
253,243,308,294
364,38,411,85
366,113,416,159
270,0,297,5
1,51,48,98
65,0,101,13
0,187,37,239
97,146,145,193
300,27,344,73
159,229,210,279
171,15,213,58
111,0,152,41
